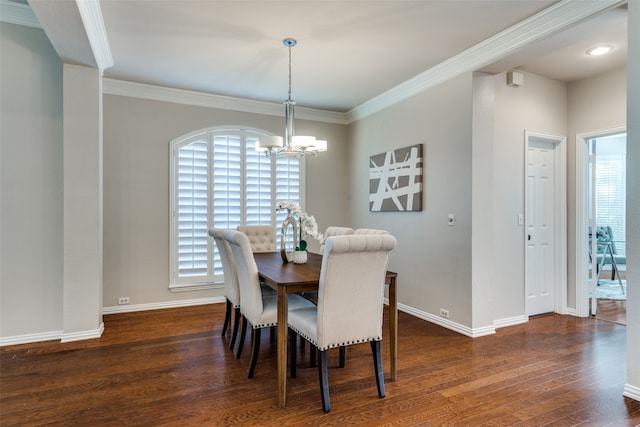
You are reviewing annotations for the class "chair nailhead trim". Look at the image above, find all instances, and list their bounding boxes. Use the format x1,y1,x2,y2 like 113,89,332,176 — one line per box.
253,322,277,329
289,327,381,351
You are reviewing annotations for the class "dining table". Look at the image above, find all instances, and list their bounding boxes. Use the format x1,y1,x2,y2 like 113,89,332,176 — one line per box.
253,251,398,408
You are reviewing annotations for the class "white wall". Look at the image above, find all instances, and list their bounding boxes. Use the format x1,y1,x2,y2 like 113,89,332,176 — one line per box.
349,72,474,328
103,94,349,308
0,23,64,340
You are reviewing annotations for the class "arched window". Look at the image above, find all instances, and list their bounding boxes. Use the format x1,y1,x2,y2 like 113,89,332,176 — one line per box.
169,127,302,291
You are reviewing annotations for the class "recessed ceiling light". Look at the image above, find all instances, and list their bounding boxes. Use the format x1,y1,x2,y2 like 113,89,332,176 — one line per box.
586,45,613,56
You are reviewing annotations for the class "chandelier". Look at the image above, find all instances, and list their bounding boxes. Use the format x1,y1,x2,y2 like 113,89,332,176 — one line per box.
256,38,327,158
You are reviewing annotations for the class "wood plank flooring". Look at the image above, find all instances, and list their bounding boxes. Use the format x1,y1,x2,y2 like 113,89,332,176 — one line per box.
596,299,627,325
2,304,639,426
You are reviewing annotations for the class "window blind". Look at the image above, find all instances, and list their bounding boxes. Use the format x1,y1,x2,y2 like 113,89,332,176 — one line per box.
595,155,626,255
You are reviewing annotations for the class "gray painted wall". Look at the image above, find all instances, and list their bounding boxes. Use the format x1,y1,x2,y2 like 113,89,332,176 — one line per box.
625,0,639,400
490,70,567,323
102,95,350,308
348,69,568,331
349,72,474,327
1,23,63,338
566,66,627,309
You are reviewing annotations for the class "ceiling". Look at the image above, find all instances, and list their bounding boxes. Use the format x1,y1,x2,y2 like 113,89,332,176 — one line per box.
23,0,628,113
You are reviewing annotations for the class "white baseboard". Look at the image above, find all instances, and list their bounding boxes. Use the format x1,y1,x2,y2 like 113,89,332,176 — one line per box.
1,297,225,347
494,315,528,329
623,384,640,402
398,303,495,338
0,330,63,346
61,322,104,343
102,296,224,314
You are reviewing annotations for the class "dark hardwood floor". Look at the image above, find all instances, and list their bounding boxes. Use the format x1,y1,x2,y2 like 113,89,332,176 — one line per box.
597,267,627,325
597,299,627,325
2,304,639,426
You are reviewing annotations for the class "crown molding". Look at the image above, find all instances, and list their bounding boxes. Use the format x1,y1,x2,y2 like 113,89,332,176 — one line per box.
103,78,349,125
0,0,40,28
75,0,113,72
347,0,627,123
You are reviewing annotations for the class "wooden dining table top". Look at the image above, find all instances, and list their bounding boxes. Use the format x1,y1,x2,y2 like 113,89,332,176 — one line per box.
254,251,397,290
253,251,323,292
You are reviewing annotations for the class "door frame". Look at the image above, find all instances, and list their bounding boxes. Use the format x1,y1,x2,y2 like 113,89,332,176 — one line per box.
524,130,567,315
574,125,626,317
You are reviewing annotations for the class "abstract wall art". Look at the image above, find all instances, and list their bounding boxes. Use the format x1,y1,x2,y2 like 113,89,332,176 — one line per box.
369,144,423,212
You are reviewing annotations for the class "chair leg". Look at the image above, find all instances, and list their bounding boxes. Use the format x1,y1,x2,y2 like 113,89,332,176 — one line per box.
222,299,231,337
371,340,386,398
290,330,297,379
236,315,247,358
248,328,261,378
318,350,330,413
339,346,346,368
310,344,317,367
229,307,241,350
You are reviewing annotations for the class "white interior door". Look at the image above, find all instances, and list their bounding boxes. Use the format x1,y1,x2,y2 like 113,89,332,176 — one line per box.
526,140,555,315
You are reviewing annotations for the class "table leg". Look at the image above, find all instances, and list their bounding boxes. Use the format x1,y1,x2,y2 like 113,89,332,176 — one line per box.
277,285,288,407
389,276,397,382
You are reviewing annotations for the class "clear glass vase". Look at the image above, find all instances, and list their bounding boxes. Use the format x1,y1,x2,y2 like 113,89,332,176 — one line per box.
280,208,299,263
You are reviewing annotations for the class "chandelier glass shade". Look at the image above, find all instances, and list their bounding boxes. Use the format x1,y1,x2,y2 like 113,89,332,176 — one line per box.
256,38,327,158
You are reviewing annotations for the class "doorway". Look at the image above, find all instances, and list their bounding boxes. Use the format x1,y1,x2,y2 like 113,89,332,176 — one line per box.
575,128,627,317
524,131,567,316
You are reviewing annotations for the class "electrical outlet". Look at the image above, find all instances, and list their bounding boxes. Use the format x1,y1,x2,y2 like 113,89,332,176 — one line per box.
440,308,449,318
447,214,455,226
118,297,130,305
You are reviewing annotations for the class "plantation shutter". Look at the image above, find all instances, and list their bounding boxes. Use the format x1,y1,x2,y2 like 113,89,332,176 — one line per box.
212,134,243,276
176,137,209,280
170,128,303,289
245,135,273,225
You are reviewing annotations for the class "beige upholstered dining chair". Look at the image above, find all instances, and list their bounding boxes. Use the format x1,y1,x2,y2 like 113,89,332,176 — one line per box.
237,225,277,296
223,229,315,378
209,228,242,352
354,228,390,235
302,226,355,308
317,226,354,254
288,234,396,412
236,225,276,253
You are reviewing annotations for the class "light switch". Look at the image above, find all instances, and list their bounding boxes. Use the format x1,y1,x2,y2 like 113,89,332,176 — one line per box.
448,214,455,226
518,213,524,226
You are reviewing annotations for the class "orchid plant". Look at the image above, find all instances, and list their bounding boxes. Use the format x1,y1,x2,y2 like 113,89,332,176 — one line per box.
276,200,324,251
